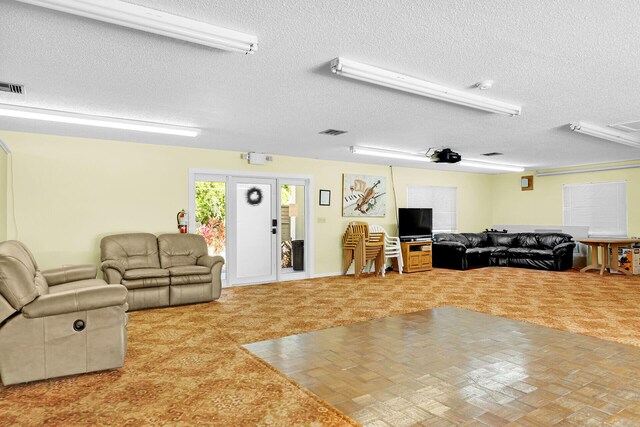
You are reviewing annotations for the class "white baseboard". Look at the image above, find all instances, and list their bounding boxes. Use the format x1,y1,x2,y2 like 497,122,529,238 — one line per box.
221,271,344,287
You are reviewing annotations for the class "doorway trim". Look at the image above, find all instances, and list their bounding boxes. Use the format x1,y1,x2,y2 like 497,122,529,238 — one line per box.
188,168,314,286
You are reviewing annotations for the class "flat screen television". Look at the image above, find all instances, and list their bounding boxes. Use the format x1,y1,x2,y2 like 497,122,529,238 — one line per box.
398,208,433,241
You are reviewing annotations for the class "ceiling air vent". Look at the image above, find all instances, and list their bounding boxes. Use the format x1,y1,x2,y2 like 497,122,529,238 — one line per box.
319,129,348,136
609,120,640,132
0,82,24,94
482,152,503,156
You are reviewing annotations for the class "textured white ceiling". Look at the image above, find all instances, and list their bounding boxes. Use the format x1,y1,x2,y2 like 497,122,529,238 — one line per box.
1,0,640,173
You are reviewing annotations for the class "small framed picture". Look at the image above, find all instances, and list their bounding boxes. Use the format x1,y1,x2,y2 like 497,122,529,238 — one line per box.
319,189,331,206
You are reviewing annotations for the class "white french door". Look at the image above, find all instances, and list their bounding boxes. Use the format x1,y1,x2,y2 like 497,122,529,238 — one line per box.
189,169,313,287
227,177,278,285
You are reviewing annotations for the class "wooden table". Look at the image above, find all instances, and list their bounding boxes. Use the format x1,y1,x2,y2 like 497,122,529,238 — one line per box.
579,238,640,275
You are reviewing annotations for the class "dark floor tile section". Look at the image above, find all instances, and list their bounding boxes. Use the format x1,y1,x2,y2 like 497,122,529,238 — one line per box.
244,306,640,426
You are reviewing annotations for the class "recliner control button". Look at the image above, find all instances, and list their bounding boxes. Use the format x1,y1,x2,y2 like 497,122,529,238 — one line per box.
73,319,85,332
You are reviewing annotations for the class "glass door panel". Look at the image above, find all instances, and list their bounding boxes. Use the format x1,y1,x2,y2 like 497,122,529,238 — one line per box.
193,177,226,280
280,182,306,276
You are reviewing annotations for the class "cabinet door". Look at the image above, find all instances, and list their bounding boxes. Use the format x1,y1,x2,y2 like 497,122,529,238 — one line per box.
408,254,422,269
419,252,432,267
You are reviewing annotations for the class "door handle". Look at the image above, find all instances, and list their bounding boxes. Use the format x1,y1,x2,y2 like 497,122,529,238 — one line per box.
271,228,277,235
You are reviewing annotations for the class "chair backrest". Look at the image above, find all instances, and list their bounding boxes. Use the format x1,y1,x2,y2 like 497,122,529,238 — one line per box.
0,241,41,311
369,224,401,248
369,224,384,234
101,233,161,270
158,234,208,268
350,222,370,239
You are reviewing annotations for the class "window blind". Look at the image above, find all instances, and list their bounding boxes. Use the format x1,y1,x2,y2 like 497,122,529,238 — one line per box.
563,181,627,237
407,185,457,233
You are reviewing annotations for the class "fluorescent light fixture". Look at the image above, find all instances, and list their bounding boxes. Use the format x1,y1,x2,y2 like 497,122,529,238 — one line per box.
0,104,201,137
351,146,525,172
569,121,640,148
458,160,525,172
350,146,432,162
331,58,522,116
0,138,10,154
17,0,257,54
537,163,640,177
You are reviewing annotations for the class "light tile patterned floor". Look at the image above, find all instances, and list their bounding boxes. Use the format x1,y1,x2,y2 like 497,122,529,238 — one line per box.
245,306,640,426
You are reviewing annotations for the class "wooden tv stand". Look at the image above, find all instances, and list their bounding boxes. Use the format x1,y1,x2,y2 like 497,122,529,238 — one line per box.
396,241,432,273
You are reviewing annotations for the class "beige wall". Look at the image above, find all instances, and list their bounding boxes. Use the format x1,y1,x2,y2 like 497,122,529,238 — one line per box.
2,130,638,275
0,148,7,241
0,130,494,273
491,163,640,237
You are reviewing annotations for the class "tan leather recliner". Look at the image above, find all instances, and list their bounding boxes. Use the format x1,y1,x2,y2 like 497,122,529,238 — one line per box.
101,233,224,311
0,241,128,386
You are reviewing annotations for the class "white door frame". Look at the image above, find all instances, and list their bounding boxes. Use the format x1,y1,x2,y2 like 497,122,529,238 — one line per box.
188,168,314,286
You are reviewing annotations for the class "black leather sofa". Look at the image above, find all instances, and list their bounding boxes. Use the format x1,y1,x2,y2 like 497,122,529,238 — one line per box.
433,232,576,271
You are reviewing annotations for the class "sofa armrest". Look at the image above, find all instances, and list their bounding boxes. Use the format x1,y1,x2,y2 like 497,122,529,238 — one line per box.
101,260,125,284
197,255,225,270
553,241,576,255
22,285,128,318
433,241,467,253
198,255,225,300
42,264,97,286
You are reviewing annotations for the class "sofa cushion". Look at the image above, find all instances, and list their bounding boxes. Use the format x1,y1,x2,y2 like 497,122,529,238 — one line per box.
123,268,169,280
101,233,161,270
434,233,470,246
170,274,213,286
122,277,171,290
158,234,208,268
466,247,494,255
538,233,573,249
167,265,211,276
462,233,488,248
487,233,518,247
507,248,554,260
516,233,539,248
489,246,510,257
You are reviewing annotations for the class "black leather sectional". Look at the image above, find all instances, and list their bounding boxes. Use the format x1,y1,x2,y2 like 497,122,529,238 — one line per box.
433,232,576,271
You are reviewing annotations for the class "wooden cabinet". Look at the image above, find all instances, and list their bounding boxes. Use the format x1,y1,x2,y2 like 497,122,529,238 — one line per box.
397,241,432,273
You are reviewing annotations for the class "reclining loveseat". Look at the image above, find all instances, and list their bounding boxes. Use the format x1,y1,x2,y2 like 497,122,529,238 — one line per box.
433,232,575,271
101,233,224,311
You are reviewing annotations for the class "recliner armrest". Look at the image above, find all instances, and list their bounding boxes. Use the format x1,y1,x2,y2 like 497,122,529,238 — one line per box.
197,255,225,270
42,264,97,286
553,241,576,255
21,285,128,318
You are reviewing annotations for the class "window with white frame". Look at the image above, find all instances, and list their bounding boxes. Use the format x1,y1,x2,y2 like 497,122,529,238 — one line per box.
563,181,627,237
407,185,457,233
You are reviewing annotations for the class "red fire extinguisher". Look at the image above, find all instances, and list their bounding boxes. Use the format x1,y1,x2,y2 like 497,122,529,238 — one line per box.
177,209,188,233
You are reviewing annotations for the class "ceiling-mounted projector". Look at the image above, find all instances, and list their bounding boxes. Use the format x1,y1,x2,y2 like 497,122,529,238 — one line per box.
430,148,461,163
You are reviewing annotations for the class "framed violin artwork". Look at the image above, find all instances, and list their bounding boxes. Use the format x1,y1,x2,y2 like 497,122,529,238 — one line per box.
342,174,386,217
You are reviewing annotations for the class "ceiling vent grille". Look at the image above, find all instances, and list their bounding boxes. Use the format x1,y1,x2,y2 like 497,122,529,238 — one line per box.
319,129,348,136
482,152,503,156
0,82,24,94
609,120,640,132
